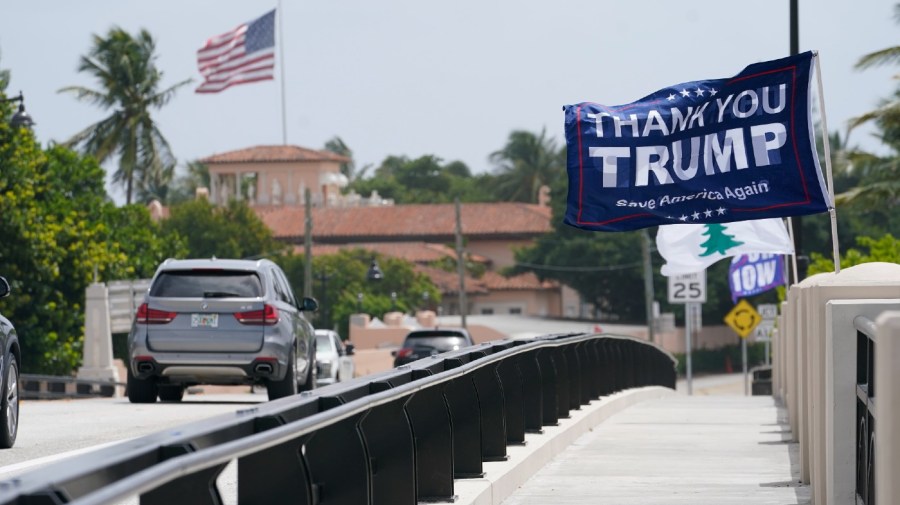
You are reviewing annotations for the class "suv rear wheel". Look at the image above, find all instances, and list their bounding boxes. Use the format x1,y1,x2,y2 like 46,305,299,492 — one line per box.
158,385,185,402
267,349,298,400
299,351,316,392
127,367,159,403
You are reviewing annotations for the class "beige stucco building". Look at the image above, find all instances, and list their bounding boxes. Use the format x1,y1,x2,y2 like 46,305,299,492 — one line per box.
201,145,353,207
200,144,579,319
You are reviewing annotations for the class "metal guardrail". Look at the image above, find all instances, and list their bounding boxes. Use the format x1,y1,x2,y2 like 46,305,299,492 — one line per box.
20,375,122,400
0,332,676,505
107,279,151,334
853,316,876,505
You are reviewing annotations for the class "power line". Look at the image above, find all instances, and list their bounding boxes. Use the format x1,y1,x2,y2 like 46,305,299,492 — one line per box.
515,261,643,272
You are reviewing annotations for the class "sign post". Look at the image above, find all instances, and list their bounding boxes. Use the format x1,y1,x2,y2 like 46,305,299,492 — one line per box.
756,303,778,366
724,299,762,395
668,271,706,395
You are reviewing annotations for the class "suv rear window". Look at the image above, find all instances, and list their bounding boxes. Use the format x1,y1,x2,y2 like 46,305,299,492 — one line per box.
149,270,263,298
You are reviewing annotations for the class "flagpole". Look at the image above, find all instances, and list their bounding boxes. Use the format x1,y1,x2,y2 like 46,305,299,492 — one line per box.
277,0,288,145
786,217,799,284
813,51,841,274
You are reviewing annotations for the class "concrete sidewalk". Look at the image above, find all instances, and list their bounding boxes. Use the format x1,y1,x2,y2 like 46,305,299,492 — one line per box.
500,395,809,505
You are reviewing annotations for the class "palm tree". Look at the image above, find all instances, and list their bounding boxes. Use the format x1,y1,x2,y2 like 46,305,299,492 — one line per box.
843,4,900,208
59,28,190,204
489,128,564,203
323,136,357,180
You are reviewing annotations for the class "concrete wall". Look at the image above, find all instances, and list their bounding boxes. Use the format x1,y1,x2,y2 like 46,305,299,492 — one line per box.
776,262,900,505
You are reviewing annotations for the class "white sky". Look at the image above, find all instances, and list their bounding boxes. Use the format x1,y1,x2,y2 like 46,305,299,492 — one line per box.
2,1,897,202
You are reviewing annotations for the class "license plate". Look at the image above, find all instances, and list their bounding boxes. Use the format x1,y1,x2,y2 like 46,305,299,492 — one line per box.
191,313,218,328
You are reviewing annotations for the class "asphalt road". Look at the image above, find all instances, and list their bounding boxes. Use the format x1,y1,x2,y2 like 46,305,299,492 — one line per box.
0,389,265,481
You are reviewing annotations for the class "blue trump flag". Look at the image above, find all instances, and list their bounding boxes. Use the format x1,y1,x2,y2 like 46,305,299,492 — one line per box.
563,52,831,232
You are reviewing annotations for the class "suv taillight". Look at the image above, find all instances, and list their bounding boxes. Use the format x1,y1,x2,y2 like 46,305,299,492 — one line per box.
234,304,279,325
135,303,177,324
395,348,413,359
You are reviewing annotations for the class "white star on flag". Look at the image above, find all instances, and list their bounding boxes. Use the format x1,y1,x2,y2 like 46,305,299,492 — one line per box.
680,89,691,98
716,207,726,215
691,211,700,220
709,88,718,96
695,88,705,97
703,209,713,217
667,94,676,101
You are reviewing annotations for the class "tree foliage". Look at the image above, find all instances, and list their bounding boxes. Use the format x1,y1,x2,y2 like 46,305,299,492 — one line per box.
275,249,439,337
58,27,191,204
489,128,564,203
349,154,495,203
0,96,182,374
161,199,280,259
808,234,900,275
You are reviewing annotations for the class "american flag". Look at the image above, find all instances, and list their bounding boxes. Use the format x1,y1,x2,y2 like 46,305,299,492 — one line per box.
196,10,276,94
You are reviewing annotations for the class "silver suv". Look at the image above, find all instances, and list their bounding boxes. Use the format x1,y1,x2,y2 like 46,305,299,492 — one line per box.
127,258,318,403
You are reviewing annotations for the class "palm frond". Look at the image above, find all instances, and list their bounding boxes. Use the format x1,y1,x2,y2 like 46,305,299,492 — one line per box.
855,46,900,70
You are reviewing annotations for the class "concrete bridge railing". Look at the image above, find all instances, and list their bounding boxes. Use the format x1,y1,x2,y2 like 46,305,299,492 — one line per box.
773,262,900,505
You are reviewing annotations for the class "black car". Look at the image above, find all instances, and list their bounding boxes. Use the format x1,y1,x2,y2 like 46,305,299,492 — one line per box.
392,328,475,367
0,277,19,448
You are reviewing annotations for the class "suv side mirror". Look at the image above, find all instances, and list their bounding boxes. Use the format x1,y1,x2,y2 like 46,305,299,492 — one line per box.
0,277,10,298
299,297,319,312
344,343,355,356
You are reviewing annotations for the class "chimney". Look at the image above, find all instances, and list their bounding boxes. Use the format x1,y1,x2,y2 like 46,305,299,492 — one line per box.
538,185,551,207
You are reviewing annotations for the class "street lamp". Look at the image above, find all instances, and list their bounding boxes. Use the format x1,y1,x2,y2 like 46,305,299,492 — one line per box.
367,259,383,282
390,291,397,312
1,92,35,130
356,292,363,313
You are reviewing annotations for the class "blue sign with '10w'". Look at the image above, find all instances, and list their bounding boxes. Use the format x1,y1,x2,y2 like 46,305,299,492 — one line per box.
728,253,784,302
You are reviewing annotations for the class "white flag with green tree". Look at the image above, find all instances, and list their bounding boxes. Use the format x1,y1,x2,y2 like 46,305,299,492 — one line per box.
656,219,794,276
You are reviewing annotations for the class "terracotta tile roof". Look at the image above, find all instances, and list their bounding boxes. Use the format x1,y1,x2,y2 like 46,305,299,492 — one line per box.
295,242,490,264
200,145,350,164
479,271,559,291
258,202,552,242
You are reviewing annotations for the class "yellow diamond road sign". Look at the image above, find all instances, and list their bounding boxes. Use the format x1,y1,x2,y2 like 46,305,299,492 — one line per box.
724,299,762,339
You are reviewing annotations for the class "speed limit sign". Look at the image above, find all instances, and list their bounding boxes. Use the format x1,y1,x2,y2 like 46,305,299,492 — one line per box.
667,271,707,304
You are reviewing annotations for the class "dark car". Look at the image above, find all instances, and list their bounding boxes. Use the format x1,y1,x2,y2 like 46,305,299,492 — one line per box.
0,277,19,448
392,328,475,367
127,258,319,403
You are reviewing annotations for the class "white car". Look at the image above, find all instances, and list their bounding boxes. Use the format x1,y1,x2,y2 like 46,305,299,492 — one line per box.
315,329,355,385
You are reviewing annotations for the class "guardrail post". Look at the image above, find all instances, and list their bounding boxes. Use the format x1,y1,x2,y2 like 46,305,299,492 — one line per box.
441,363,485,478
304,414,370,505
563,344,583,410
876,311,900,505
142,445,227,505
473,363,508,461
517,350,544,432
535,349,559,426
238,431,315,505
497,357,526,445
404,372,455,502
550,347,571,419
77,283,119,386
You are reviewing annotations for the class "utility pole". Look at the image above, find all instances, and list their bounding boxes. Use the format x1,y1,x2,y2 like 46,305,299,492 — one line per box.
789,0,806,282
303,188,313,299
455,198,467,329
